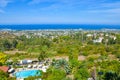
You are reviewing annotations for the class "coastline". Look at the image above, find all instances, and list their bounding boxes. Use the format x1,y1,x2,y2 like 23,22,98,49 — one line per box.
0,24,120,31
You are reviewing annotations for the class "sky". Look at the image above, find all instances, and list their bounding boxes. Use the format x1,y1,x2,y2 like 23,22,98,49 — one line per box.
0,0,120,24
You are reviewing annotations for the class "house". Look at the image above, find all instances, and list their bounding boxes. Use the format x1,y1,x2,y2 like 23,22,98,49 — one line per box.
93,37,103,43
0,66,9,73
86,34,93,37
20,60,32,64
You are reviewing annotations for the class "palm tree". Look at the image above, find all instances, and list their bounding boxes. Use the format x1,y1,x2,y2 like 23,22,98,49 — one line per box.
104,72,119,80
52,59,71,74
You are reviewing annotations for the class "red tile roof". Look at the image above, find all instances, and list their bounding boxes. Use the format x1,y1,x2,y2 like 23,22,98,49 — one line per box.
0,66,9,72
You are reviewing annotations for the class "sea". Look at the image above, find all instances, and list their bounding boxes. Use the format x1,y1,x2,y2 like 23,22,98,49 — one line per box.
0,24,120,30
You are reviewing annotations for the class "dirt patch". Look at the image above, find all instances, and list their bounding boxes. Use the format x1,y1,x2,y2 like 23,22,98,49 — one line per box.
66,74,74,80
52,56,69,61
4,50,26,54
108,54,116,59
78,55,86,61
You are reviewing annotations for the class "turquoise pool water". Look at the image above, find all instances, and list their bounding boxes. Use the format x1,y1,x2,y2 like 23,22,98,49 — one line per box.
15,70,41,78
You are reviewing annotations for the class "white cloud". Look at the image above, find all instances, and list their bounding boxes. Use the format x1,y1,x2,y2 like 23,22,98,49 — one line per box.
27,0,120,15
86,8,120,19
88,8,120,14
0,0,12,7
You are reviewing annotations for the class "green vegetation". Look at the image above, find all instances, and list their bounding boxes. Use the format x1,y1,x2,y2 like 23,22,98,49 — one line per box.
0,52,7,65
52,59,71,74
0,30,120,79
42,67,67,80
0,70,9,80
0,70,16,80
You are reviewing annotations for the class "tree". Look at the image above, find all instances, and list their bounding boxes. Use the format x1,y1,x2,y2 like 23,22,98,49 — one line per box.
0,70,9,80
12,39,18,48
74,68,90,80
27,47,33,55
18,35,26,41
40,38,51,48
38,51,47,62
42,67,66,80
2,39,11,50
0,53,7,65
52,59,71,74
104,72,119,80
16,42,25,50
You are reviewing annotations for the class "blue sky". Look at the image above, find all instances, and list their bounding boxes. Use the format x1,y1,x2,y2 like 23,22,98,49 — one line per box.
0,0,120,24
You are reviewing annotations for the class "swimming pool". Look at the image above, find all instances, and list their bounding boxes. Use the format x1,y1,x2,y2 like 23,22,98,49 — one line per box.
15,70,41,78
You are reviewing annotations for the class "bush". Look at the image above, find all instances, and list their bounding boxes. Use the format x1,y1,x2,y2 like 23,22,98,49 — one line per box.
42,67,66,80
0,70,9,79
74,68,90,80
104,72,120,80
0,53,7,65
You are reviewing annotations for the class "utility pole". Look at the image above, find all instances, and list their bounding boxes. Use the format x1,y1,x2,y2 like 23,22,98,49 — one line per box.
91,67,97,80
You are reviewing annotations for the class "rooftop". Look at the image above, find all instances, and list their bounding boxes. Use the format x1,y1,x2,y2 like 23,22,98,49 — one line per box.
0,66,9,73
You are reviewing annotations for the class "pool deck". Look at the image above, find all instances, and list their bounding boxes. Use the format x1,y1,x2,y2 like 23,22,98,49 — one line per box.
10,59,50,80
17,78,24,80
12,65,49,80
15,65,49,72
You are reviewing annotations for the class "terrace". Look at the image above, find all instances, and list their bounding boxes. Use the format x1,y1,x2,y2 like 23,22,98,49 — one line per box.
11,59,50,80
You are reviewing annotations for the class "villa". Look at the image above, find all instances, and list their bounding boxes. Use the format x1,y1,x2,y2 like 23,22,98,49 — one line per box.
93,37,103,43
86,34,93,37
11,59,51,79
20,60,32,64
0,66,9,73
0,66,15,73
